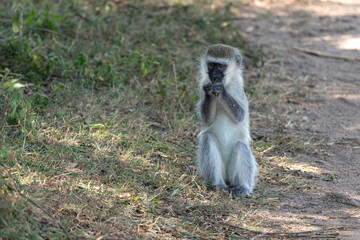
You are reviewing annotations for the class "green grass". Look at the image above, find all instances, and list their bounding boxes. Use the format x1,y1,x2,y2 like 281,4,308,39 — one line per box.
1,0,319,239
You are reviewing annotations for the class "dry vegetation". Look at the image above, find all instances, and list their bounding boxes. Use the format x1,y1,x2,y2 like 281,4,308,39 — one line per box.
0,0,335,239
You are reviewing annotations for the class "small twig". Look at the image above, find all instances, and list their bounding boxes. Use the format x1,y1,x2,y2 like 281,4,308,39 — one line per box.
0,70,25,78
293,47,360,62
0,162,72,240
50,74,65,78
327,192,360,208
252,127,360,140
2,124,20,128
222,222,264,235
69,7,91,22
166,139,196,156
1,69,10,78
28,26,72,39
172,62,186,113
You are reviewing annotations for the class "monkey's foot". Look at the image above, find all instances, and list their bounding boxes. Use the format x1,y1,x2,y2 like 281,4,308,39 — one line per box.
229,186,251,197
215,185,231,194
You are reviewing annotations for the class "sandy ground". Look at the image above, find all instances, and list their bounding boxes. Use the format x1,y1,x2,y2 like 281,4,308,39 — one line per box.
233,0,360,238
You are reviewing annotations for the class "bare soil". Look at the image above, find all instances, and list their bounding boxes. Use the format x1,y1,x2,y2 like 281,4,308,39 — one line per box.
233,0,360,238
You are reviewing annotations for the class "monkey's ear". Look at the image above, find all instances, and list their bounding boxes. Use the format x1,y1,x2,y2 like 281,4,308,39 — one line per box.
235,53,242,66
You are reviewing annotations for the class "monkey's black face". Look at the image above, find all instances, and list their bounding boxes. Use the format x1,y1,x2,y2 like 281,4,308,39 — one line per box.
207,62,227,83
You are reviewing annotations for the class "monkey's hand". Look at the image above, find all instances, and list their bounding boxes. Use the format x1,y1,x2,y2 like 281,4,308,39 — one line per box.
203,83,214,96
213,82,225,97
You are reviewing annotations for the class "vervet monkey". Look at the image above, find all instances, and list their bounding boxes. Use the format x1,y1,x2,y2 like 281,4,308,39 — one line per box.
197,44,258,196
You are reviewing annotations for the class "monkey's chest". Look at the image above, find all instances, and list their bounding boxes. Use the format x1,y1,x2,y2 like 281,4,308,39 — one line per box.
210,110,245,162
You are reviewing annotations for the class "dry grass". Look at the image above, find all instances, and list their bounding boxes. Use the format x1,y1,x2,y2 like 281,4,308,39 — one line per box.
0,0,329,239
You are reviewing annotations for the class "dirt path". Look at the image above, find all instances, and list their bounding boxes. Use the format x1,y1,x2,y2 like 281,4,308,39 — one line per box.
233,0,360,238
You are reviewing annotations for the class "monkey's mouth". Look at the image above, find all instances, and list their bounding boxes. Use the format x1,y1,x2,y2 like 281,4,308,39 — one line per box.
211,78,223,83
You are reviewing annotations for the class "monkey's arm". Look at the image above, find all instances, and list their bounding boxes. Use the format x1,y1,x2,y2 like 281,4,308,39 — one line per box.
200,83,217,124
213,83,244,122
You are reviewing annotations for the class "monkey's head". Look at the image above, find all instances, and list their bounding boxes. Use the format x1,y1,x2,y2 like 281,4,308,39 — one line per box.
201,44,243,85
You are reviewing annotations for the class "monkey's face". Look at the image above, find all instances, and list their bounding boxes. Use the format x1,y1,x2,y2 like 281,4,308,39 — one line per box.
207,62,227,83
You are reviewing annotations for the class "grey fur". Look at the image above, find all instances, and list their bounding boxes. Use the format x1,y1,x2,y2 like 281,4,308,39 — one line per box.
201,84,217,124
207,44,239,60
219,87,244,122
235,53,242,66
228,141,258,196
197,132,227,189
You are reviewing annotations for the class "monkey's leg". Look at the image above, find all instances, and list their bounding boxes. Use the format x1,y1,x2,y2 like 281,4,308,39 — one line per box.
197,132,228,190
227,141,258,196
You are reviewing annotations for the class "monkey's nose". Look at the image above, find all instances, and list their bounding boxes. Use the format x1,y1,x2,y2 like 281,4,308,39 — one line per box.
210,73,223,83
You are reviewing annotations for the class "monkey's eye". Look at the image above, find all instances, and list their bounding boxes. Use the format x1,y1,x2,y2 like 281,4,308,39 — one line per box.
208,62,215,69
217,63,226,70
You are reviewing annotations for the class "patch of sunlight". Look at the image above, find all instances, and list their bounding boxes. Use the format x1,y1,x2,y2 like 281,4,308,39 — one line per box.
17,169,46,185
308,35,360,51
40,127,81,146
262,210,338,232
255,210,323,232
335,36,360,50
274,156,326,174
282,162,326,174
331,94,360,100
11,166,106,197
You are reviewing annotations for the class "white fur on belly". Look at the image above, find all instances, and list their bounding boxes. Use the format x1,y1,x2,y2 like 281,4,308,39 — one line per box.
205,109,249,163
